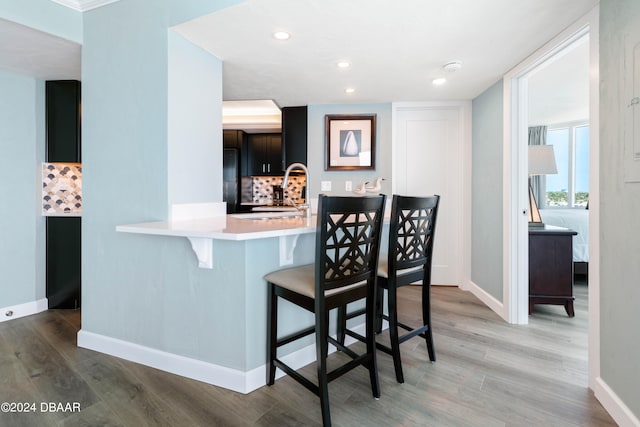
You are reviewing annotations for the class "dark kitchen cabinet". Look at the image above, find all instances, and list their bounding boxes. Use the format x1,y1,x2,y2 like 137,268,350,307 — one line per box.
224,130,247,176
46,79,82,309
281,106,307,168
46,80,81,162
223,129,244,149
247,133,282,176
46,217,81,309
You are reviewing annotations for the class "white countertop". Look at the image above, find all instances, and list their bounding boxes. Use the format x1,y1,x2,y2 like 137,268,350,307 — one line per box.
116,213,316,241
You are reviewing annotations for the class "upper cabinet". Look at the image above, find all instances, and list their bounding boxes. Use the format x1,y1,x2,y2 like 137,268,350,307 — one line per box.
223,129,244,150
46,80,81,163
281,106,307,168
246,133,282,176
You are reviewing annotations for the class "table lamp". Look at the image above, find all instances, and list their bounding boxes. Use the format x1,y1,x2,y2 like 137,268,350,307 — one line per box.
528,145,557,227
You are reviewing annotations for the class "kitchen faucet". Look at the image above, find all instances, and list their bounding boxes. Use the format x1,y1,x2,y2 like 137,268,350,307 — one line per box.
282,162,311,218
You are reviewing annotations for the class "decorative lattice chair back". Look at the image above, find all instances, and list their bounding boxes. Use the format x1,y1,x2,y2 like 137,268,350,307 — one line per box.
316,195,386,292
389,195,440,272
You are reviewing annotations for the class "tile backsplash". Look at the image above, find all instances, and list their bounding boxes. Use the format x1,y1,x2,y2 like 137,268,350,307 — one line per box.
42,163,82,216
241,175,306,204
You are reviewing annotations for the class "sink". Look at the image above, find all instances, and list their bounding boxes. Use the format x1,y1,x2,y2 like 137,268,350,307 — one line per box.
230,211,304,220
252,206,298,212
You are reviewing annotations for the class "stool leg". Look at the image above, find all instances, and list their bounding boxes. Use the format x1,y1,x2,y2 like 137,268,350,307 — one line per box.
422,283,435,362
266,282,277,385
367,285,381,398
375,284,385,334
317,309,331,426
387,282,404,383
336,305,346,346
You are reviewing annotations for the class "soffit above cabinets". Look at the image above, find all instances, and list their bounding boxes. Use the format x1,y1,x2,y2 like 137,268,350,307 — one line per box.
50,0,120,12
222,99,282,133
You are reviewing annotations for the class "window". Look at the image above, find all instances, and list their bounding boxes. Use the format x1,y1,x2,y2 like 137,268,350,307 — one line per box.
545,123,589,207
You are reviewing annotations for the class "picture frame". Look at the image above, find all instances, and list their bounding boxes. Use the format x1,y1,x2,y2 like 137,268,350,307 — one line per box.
325,114,376,171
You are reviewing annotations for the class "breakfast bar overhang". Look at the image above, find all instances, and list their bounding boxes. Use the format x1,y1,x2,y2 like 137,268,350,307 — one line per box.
78,212,370,394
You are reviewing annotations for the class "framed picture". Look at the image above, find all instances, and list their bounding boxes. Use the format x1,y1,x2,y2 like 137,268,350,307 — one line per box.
325,114,376,171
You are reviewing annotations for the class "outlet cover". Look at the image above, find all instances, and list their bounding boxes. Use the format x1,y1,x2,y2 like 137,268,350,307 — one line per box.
321,181,332,191
345,181,352,191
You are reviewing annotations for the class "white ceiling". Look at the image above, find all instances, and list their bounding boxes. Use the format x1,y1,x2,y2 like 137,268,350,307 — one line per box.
0,0,596,119
0,17,80,80
174,0,598,107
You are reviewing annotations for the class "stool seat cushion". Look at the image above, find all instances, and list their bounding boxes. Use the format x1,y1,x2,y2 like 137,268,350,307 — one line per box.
265,264,366,298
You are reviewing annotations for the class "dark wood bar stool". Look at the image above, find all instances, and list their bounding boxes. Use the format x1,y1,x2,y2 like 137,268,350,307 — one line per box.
378,194,440,383
338,194,440,384
265,194,386,427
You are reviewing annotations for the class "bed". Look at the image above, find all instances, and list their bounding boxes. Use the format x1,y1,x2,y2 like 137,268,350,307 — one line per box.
539,208,589,275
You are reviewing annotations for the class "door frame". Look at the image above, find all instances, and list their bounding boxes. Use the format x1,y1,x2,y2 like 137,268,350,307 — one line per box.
502,6,600,386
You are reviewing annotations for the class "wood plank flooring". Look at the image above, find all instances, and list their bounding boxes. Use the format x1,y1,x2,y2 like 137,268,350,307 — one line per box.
0,281,616,426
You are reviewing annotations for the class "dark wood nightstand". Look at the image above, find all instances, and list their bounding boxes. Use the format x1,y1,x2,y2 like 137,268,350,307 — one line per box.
529,225,578,317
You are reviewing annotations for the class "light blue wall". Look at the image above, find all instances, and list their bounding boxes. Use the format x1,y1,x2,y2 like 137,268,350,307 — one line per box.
168,31,222,206
307,104,392,198
80,0,251,369
169,0,242,26
0,0,82,43
600,0,640,419
471,81,504,300
0,70,46,308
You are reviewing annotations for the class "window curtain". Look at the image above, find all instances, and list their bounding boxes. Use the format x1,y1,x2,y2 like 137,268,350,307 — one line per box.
528,126,548,208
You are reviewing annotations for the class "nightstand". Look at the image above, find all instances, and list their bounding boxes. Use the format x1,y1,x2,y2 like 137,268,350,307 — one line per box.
529,225,578,317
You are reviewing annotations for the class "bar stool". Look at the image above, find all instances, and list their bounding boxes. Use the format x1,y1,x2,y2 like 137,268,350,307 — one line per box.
338,194,440,384
265,194,386,427
377,194,440,383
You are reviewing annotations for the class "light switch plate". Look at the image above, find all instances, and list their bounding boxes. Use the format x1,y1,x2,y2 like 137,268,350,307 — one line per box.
321,181,332,191
345,181,352,191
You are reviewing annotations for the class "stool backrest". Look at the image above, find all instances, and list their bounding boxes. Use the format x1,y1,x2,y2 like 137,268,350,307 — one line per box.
388,195,440,280
315,194,386,293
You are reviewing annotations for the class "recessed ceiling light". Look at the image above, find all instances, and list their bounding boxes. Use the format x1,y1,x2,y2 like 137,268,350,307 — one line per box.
345,88,355,94
273,31,291,40
432,77,447,86
337,61,351,69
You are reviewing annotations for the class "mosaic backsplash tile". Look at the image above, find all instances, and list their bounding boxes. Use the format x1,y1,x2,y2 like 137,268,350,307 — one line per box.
241,175,306,204
42,163,82,216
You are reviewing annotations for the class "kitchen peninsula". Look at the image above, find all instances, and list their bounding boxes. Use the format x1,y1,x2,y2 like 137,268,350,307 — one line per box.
96,210,324,394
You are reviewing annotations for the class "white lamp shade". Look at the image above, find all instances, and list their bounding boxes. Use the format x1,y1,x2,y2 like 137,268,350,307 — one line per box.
528,145,557,175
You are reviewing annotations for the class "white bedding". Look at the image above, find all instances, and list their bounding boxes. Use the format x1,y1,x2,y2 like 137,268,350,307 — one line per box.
539,208,589,262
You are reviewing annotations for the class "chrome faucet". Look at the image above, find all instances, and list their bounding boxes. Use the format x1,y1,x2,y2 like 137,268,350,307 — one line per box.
282,162,311,218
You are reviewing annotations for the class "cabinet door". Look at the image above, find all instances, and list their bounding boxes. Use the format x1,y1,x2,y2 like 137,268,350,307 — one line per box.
247,134,267,175
282,106,307,167
266,134,282,174
247,133,282,175
223,130,239,149
47,217,81,309
46,80,81,162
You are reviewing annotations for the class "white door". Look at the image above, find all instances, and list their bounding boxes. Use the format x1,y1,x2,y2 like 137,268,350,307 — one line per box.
393,103,466,286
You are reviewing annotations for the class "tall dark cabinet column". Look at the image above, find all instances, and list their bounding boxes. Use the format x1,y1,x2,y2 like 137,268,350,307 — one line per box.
281,106,307,169
46,80,82,309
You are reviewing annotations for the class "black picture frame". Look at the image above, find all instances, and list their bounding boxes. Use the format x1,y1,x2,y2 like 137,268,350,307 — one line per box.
325,114,376,171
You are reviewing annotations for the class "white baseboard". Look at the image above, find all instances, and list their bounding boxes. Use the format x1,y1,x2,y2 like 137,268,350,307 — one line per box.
0,298,48,323
466,280,508,321
594,376,640,427
77,323,367,394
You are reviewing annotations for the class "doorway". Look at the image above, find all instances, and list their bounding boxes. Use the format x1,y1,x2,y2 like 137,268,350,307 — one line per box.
503,8,600,386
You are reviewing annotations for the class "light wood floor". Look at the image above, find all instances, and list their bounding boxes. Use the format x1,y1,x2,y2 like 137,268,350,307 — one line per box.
0,281,616,426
